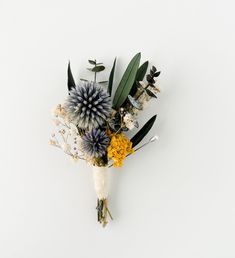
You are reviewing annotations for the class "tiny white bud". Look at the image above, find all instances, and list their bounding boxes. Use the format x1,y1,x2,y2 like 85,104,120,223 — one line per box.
150,135,159,142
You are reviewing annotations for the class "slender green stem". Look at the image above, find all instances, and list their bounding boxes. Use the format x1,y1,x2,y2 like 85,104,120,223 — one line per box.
94,60,97,82
96,198,113,227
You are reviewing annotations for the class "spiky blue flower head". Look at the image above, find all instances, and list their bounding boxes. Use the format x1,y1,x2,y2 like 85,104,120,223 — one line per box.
65,82,111,130
81,129,110,158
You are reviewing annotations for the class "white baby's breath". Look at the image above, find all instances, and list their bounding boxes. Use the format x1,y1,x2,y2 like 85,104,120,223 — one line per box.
69,123,78,136
61,143,71,153
49,139,57,146
123,113,136,130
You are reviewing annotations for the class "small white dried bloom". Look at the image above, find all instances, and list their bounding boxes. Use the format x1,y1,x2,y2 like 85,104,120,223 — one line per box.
59,129,66,134
52,119,61,126
61,143,71,153
49,139,57,146
69,123,78,136
123,113,136,130
52,104,67,118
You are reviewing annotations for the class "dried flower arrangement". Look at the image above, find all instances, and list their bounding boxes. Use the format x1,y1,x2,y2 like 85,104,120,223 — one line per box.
50,53,161,227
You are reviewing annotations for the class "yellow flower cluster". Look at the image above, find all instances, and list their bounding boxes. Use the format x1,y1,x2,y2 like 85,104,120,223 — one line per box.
107,133,134,167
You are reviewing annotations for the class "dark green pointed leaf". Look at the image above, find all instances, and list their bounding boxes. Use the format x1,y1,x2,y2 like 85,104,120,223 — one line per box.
88,60,96,65
131,115,157,147
67,62,76,91
113,53,141,109
108,58,116,96
80,78,88,82
129,61,149,96
98,81,108,84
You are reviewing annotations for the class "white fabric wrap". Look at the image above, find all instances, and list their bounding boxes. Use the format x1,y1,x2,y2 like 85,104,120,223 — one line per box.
92,166,109,200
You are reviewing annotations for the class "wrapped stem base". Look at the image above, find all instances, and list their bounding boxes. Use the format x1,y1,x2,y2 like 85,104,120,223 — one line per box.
96,198,113,227
92,165,113,227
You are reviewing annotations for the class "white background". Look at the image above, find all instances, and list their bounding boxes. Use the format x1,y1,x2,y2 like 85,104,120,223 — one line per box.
1,0,235,257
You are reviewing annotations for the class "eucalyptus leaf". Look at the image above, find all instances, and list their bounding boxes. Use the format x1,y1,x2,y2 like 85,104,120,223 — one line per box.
154,71,161,77
92,66,105,72
151,66,157,73
127,95,142,109
145,88,158,99
67,62,76,91
108,58,116,96
98,81,108,84
131,115,157,147
88,60,96,65
113,53,141,109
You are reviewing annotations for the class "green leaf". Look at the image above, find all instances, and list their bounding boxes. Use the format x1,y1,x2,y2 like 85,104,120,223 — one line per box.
88,60,96,65
131,115,157,148
113,53,141,109
136,61,149,81
129,61,149,97
108,58,116,96
67,62,76,91
154,71,161,77
98,81,108,84
92,66,105,72
145,88,158,98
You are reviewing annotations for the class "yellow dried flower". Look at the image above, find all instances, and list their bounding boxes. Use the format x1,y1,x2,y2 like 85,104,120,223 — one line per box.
107,133,134,167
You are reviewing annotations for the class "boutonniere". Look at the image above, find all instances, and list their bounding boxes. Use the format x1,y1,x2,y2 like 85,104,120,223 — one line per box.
50,53,161,227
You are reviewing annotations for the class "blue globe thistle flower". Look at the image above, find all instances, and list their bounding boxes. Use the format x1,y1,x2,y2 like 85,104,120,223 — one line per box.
81,129,110,158
65,82,111,130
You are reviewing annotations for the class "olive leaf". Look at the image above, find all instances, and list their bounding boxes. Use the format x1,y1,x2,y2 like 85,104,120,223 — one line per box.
113,53,141,109
136,61,149,82
108,58,116,97
129,61,149,97
67,62,76,91
131,115,157,147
